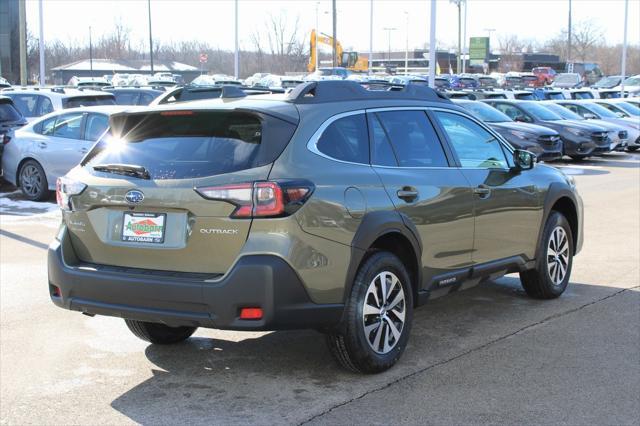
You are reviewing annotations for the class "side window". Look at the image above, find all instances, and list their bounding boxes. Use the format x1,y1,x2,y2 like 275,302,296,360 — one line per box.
434,111,508,169
372,110,448,167
316,114,369,164
85,114,109,141
138,93,155,105
563,104,580,114
37,96,54,116
52,113,84,140
574,105,593,117
369,114,398,166
40,116,57,135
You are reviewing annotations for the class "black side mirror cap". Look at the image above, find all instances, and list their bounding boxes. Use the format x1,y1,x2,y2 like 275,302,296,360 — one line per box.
513,149,535,171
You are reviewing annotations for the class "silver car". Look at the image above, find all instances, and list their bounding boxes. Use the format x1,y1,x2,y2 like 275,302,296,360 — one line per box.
1,105,132,200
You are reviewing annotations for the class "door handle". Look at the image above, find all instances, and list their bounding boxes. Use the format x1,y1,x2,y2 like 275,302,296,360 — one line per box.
79,147,89,154
38,142,47,149
397,187,419,203
474,185,491,199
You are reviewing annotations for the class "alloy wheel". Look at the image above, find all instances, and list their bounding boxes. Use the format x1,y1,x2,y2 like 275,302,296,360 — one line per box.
21,164,43,197
362,271,406,354
547,226,570,285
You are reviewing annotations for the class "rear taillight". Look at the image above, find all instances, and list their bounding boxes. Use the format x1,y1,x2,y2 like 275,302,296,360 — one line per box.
56,177,87,211
1,134,10,145
195,180,313,218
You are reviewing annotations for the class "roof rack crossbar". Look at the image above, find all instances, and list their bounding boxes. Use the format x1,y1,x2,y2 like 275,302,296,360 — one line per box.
285,81,451,104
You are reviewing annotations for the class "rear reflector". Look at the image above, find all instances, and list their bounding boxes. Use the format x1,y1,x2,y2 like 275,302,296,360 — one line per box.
239,307,263,320
160,110,194,116
51,285,61,298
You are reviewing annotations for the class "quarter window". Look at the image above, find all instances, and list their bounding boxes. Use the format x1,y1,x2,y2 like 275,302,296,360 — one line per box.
371,110,448,167
434,111,508,169
316,114,369,164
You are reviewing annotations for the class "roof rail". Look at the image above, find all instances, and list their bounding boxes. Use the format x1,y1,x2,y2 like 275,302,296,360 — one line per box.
286,80,450,104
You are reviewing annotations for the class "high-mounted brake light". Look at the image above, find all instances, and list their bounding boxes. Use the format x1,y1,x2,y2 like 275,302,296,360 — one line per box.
195,180,314,218
56,177,87,211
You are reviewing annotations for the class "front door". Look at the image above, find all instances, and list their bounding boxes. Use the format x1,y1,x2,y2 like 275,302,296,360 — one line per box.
432,110,542,265
368,109,475,289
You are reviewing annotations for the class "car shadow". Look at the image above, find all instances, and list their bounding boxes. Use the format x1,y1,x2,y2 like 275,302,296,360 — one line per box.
108,277,625,425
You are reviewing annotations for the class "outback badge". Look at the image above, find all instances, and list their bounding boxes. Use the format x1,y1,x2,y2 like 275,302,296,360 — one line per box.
125,190,144,204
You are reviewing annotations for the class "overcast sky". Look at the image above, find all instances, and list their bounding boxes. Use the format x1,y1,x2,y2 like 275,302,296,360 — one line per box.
26,0,640,54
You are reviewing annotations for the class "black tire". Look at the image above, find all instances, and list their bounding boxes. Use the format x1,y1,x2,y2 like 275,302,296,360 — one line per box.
18,159,50,201
627,146,639,152
520,211,574,299
124,319,197,344
326,251,413,374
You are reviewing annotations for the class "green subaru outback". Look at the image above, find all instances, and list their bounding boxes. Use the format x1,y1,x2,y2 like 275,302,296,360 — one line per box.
49,81,583,373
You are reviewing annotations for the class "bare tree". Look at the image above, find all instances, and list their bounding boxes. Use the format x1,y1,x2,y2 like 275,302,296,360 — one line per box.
497,34,524,72
571,20,604,62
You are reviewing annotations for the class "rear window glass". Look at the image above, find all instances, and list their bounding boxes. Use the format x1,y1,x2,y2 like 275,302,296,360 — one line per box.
6,94,38,117
63,96,115,108
0,102,23,122
113,92,139,105
85,111,296,180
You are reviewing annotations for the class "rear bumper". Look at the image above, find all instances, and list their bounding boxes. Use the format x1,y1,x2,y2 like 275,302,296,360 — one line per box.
48,231,343,331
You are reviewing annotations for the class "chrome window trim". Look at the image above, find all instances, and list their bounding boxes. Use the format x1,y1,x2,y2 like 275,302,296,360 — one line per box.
306,109,371,167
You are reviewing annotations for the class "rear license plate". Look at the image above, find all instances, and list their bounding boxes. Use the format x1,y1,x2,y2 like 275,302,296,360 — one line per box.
122,212,166,244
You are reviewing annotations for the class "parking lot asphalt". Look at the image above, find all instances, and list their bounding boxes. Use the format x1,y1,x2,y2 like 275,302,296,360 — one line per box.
1,152,639,425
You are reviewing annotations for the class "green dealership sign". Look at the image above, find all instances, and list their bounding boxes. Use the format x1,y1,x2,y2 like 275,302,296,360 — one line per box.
469,37,490,66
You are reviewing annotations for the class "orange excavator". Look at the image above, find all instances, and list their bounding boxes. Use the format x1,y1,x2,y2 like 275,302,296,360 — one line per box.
308,29,369,73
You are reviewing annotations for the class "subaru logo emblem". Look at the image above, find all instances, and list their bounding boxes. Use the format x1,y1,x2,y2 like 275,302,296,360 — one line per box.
125,190,144,204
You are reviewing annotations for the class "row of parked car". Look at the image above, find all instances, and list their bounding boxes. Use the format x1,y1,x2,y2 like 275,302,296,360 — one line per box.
0,75,638,202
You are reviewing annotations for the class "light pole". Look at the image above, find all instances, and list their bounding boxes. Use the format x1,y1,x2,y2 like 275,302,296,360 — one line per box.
428,0,437,88
315,2,320,72
621,0,628,96
332,0,337,68
404,11,409,75
38,0,45,85
234,0,239,79
383,27,397,64
450,0,464,74
148,0,154,75
461,0,467,73
89,26,93,73
369,0,373,74
567,0,572,64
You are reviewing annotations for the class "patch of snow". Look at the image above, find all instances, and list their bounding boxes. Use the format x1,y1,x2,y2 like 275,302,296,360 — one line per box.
0,191,61,223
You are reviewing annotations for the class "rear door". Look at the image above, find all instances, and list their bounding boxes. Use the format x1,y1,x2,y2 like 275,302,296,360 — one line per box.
368,108,475,289
41,112,87,182
66,109,297,275
432,110,542,264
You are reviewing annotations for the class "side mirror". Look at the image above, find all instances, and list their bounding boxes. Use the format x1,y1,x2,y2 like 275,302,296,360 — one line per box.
583,113,597,119
513,149,535,171
514,116,526,122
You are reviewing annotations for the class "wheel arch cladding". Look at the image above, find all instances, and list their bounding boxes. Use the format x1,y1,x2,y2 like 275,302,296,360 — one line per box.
345,210,422,306
539,182,580,255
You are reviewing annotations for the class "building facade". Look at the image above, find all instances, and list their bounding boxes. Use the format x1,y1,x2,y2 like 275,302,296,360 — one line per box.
0,0,20,84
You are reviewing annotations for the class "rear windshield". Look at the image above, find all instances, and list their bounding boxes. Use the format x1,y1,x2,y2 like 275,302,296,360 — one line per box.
0,101,23,122
63,95,115,108
84,110,296,180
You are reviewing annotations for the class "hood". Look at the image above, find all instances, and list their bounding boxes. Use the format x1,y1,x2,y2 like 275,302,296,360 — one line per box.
490,121,558,136
543,119,606,132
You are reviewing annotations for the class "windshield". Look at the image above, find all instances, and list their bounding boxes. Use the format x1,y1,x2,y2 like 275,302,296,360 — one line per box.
543,103,583,120
622,77,640,86
317,69,336,76
583,103,619,118
0,102,23,122
519,102,563,121
63,96,115,108
614,102,640,116
547,92,565,100
460,102,511,123
85,111,296,180
594,76,620,88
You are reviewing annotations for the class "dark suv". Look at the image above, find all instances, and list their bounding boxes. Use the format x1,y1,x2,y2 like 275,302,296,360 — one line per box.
49,81,583,373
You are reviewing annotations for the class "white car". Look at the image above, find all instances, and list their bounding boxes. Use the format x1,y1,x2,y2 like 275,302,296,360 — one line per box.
612,75,640,97
2,87,115,122
594,99,640,118
1,105,133,200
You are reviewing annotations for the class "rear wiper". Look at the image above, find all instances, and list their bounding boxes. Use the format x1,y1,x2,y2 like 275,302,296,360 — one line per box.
92,163,150,180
